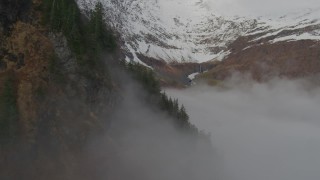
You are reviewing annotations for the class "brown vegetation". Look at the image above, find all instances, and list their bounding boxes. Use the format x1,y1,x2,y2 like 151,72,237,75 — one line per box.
199,37,320,82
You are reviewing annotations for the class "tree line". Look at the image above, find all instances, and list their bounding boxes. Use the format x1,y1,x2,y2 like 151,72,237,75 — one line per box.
126,61,197,132
42,0,116,66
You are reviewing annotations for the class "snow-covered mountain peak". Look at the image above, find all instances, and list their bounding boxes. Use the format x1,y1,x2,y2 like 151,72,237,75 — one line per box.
77,0,320,64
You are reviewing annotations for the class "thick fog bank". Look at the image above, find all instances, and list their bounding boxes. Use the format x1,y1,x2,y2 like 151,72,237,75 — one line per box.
84,73,219,180
166,78,320,180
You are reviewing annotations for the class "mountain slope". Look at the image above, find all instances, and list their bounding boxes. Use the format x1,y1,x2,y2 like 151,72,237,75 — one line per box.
1,1,217,179
197,8,320,82
77,0,258,63
77,0,320,69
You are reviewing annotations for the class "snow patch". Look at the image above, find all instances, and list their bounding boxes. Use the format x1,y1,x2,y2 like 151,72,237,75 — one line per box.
188,72,200,80
77,0,320,64
271,32,320,43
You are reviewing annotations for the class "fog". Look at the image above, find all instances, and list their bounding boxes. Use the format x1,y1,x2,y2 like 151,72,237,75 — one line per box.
80,70,220,180
166,77,320,180
1,62,221,179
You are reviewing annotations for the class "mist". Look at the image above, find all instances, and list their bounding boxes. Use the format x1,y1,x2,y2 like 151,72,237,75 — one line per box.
79,69,220,180
166,77,320,180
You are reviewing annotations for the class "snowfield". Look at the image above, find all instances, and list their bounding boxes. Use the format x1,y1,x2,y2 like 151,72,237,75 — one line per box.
77,0,320,63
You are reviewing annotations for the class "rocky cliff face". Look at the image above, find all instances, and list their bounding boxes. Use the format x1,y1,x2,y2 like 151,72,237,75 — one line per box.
0,1,117,179
77,0,258,63
76,0,320,82
199,40,320,82
199,9,320,82
77,0,320,61
1,1,214,180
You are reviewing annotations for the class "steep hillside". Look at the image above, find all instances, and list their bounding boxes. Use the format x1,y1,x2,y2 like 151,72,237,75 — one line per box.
0,0,118,178
77,0,258,63
198,39,320,82
77,0,319,62
198,9,320,82
0,1,215,179
76,0,320,83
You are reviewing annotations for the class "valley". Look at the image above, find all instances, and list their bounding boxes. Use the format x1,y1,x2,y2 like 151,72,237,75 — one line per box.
167,78,320,180
1,0,320,179
77,0,320,85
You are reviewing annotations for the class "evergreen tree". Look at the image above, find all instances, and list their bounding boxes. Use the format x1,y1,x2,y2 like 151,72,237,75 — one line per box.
173,99,179,116
179,105,189,122
125,61,195,132
0,76,18,145
88,2,116,53
42,0,116,68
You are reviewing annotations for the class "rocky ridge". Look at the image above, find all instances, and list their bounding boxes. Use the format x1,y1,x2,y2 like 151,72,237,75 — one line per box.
77,0,320,64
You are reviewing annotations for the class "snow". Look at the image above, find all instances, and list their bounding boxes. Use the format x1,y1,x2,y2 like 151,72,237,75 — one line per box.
271,32,320,43
188,72,200,80
77,0,320,64
77,0,254,63
126,42,153,69
249,8,320,43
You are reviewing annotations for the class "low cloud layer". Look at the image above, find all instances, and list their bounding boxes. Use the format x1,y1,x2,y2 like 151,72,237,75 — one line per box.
82,73,219,180
167,78,320,180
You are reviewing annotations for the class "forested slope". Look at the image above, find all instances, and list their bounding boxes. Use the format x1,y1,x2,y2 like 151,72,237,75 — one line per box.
0,1,216,179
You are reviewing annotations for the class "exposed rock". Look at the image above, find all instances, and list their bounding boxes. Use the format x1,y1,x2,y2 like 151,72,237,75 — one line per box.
137,53,217,87
48,33,77,74
201,40,320,82
0,4,118,179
